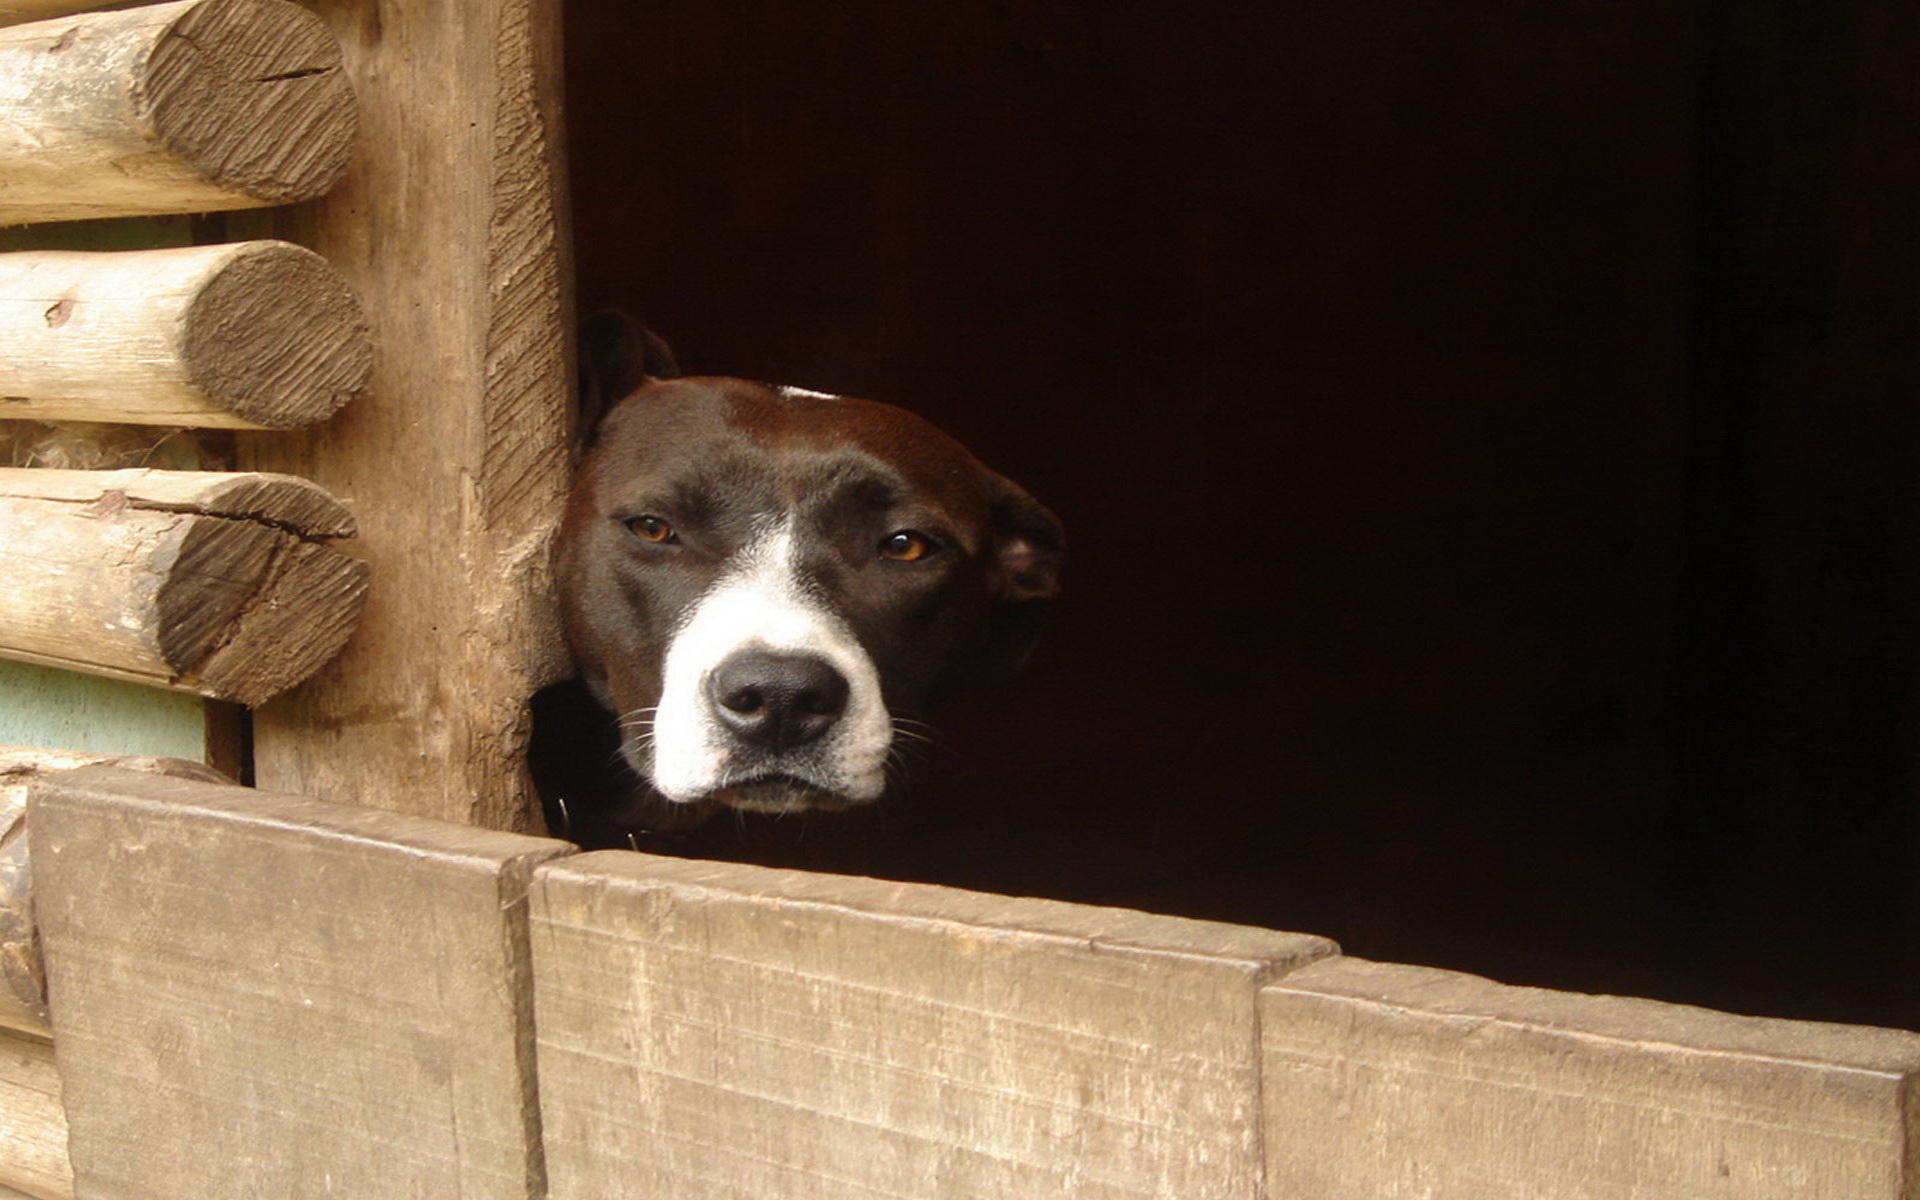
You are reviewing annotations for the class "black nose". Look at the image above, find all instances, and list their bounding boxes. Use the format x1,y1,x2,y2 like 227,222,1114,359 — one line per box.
707,650,849,749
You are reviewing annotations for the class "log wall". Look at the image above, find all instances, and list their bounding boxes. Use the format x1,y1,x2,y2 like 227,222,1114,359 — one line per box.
15,766,1919,1200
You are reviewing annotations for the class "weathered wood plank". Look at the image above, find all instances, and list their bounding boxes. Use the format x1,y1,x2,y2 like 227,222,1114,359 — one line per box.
0,1029,69,1200
31,765,572,1200
1261,956,1920,1199
0,468,367,706
0,0,355,224
0,242,370,428
530,852,1336,1200
229,0,574,832
0,745,229,1039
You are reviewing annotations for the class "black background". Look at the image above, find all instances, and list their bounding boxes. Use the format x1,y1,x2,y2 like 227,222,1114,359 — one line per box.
563,0,1920,1029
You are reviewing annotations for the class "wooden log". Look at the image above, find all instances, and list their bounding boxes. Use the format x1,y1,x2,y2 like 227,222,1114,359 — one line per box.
0,0,355,224
0,242,370,429
0,468,367,707
229,0,574,832
0,2,96,27
31,765,572,1200
0,746,229,1040
1262,957,1920,1198
0,1029,68,1200
530,852,1337,1199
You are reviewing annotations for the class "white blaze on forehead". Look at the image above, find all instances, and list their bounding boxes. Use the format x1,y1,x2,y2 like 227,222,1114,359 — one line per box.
777,385,842,402
647,518,891,804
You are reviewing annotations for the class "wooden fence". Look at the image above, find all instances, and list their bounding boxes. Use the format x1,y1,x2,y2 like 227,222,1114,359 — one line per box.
1,761,1913,1199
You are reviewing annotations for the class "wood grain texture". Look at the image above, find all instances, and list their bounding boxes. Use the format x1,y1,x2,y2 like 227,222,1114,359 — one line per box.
0,2,93,28
30,765,572,1200
0,468,367,706
0,1030,69,1200
530,852,1336,1200
0,746,228,1039
1261,957,1920,1199
0,0,355,224
230,0,574,831
0,242,370,428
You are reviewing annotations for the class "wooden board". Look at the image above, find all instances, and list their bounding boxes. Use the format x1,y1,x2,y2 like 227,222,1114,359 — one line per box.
1261,957,1920,1198
0,1030,68,1200
228,0,573,832
30,765,572,1200
0,747,230,1038
529,851,1336,1200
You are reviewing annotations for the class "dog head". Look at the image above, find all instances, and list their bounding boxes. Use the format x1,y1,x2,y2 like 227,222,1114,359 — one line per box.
554,315,1064,824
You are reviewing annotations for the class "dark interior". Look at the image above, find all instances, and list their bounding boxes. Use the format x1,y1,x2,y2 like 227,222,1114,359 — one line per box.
559,0,1920,1030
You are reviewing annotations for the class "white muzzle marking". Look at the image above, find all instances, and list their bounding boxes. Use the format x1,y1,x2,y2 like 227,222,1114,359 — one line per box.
647,520,891,805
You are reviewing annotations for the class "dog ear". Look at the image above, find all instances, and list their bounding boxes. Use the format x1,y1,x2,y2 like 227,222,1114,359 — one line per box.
578,310,680,445
988,476,1065,603
973,474,1065,684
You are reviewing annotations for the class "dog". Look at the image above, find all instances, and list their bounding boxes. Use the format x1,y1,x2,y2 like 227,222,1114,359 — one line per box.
534,314,1064,847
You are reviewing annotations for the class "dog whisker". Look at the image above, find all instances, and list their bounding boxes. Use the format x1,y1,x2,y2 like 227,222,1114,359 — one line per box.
617,707,658,731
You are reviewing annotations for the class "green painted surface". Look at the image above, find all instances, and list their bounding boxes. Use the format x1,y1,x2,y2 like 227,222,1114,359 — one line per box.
0,215,196,252
0,659,206,762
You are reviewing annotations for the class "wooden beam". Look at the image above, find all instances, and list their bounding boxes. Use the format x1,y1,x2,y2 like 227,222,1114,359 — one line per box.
0,242,369,428
0,468,367,707
229,0,574,831
0,0,355,225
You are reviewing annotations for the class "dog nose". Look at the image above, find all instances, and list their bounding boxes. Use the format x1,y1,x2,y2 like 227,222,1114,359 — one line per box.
707,650,850,748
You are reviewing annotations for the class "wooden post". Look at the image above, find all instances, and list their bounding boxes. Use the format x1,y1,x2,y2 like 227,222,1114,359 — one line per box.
0,0,355,224
229,0,574,832
0,242,370,428
0,468,368,706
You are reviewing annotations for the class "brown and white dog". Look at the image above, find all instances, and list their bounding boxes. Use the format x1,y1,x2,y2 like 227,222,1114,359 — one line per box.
537,314,1063,844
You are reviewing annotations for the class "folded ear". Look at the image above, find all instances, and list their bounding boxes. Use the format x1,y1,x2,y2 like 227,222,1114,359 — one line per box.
578,310,680,447
972,473,1065,684
988,475,1065,603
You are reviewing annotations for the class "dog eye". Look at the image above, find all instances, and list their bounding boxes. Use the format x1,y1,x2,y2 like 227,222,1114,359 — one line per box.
624,514,676,544
879,530,937,562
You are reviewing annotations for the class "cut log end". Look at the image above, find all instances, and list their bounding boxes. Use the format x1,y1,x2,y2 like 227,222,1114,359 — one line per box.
183,242,371,429
190,539,370,708
0,469,369,708
156,517,370,708
140,0,356,205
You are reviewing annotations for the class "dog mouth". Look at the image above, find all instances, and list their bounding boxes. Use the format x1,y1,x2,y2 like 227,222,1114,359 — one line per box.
704,773,861,814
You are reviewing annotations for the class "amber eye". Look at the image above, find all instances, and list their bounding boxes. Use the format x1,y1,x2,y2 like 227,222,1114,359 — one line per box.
880,530,936,562
624,514,675,544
